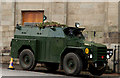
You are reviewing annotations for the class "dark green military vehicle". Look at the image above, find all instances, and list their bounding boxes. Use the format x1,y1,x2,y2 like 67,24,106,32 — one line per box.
10,22,113,76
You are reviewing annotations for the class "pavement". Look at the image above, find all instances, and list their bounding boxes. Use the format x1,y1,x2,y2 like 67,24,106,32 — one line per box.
1,63,120,78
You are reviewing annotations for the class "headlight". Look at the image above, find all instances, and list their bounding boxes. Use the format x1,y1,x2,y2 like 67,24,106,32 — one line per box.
107,51,110,53
88,54,93,59
107,55,110,59
110,51,113,54
107,51,113,54
90,54,93,58
107,49,113,59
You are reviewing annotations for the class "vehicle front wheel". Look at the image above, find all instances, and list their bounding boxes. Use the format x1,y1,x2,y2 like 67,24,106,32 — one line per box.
19,49,36,70
89,63,106,76
63,53,83,75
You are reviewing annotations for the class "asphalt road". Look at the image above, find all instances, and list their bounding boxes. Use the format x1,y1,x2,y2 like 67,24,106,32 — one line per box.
1,64,120,78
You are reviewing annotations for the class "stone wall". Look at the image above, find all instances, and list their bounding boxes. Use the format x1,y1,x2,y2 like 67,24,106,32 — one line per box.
67,2,119,45
1,2,14,51
0,0,2,51
67,2,107,44
15,2,66,25
104,2,119,46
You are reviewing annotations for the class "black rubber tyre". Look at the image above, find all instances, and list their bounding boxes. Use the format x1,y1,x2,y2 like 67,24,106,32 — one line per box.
89,64,106,76
63,53,83,75
19,49,36,70
46,63,59,72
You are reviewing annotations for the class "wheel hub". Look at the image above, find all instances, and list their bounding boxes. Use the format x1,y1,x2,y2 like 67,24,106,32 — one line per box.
67,59,75,69
24,55,30,64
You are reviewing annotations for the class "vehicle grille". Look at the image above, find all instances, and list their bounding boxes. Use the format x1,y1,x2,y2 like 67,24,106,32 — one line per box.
97,47,107,60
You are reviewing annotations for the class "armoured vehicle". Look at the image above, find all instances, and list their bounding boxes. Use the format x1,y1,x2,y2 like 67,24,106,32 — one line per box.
10,22,113,76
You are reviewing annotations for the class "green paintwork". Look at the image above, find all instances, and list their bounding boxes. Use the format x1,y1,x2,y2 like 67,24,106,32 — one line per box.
11,25,108,64
11,38,36,58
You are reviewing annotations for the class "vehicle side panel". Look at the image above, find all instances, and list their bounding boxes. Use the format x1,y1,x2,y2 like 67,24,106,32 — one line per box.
36,37,66,63
11,38,36,58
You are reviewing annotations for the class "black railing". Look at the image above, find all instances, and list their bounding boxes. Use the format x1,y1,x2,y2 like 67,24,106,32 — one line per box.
113,45,120,73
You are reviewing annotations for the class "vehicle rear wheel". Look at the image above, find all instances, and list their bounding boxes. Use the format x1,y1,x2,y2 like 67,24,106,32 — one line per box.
63,53,83,75
45,63,59,72
89,63,106,76
19,49,36,70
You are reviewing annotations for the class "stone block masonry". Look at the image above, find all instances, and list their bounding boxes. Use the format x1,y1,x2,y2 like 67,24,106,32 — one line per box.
0,2,14,50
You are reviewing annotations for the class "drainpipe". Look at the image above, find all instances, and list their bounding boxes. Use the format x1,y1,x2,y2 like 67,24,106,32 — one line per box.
66,1,68,25
14,0,16,32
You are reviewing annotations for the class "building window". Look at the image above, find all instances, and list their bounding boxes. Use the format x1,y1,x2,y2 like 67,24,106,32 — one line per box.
22,10,44,25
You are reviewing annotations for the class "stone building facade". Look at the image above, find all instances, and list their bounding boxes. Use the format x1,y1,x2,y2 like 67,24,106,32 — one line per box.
0,2,120,69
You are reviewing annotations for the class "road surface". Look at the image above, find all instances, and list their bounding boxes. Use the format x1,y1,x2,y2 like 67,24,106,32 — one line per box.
1,64,120,78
